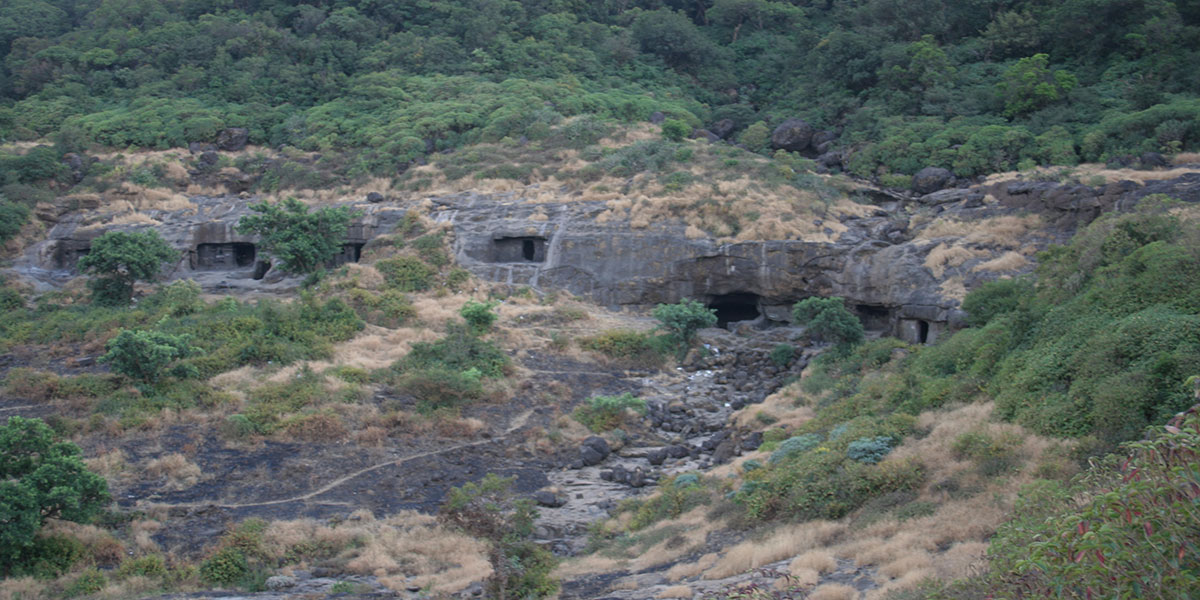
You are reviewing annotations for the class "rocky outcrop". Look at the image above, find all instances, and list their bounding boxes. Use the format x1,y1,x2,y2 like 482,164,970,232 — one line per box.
770,118,814,152
216,127,249,151
912,166,953,194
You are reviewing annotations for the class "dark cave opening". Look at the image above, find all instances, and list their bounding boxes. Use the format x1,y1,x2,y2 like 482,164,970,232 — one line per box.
855,303,893,331
493,237,547,263
253,260,271,280
918,320,930,344
522,239,535,261
708,293,762,328
232,243,256,267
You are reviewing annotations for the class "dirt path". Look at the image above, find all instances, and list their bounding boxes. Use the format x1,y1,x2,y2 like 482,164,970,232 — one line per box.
155,409,535,510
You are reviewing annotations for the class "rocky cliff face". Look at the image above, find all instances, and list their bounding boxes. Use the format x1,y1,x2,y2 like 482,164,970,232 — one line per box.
11,171,1199,344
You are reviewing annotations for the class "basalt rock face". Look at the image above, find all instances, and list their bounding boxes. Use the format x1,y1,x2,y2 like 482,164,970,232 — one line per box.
444,172,1200,344
15,196,407,293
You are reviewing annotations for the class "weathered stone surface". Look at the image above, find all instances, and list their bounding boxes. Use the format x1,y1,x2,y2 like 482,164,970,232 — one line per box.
366,192,384,203
912,166,953,194
216,127,249,151
770,118,814,152
710,119,736,140
649,111,666,124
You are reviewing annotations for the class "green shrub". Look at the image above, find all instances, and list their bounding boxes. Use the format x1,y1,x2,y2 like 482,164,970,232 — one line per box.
626,475,714,530
398,325,509,378
200,547,248,586
793,297,864,352
0,198,31,245
376,256,436,292
116,554,167,579
65,567,107,597
652,299,717,354
769,344,795,367
660,119,691,142
768,433,822,464
579,330,665,365
459,300,499,334
846,436,895,464
396,367,484,412
573,393,646,432
235,198,356,275
101,329,197,383
78,230,178,306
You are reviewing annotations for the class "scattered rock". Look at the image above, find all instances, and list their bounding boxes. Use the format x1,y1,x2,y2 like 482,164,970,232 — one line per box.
265,575,297,591
1140,152,1168,169
188,141,217,154
534,490,566,508
710,119,736,140
913,166,954,194
216,127,249,151
770,118,814,152
649,111,666,124
198,151,219,166
366,192,385,203
579,436,610,466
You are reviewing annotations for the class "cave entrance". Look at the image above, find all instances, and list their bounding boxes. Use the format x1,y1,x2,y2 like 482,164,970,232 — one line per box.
855,304,893,332
493,237,547,263
918,320,930,344
708,293,761,328
253,260,271,280
196,242,256,269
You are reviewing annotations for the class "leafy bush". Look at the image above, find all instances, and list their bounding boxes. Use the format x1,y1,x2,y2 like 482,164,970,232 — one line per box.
846,436,895,464
65,567,107,597
101,329,197,383
235,197,356,274
625,474,714,531
398,325,509,378
768,434,823,464
652,299,717,354
769,343,795,367
200,547,249,586
116,554,167,579
460,300,499,334
661,119,690,142
573,393,647,432
0,198,31,245
793,297,864,352
376,256,436,292
579,330,665,365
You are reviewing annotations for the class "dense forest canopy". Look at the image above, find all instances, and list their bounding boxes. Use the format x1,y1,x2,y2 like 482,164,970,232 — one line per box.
1,0,1199,178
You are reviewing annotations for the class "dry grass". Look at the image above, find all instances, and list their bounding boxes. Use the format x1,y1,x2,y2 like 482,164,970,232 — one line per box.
552,554,624,579
924,243,987,278
1173,153,1200,165
704,521,845,579
666,553,718,582
809,583,860,600
973,251,1030,272
84,448,128,478
657,585,695,599
789,550,836,575
0,577,45,600
917,214,1042,248
262,510,490,594
144,453,202,490
129,519,163,553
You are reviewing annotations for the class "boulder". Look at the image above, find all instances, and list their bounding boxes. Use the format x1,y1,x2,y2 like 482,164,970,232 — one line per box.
646,448,667,466
265,576,296,591
533,490,566,508
692,129,721,143
770,118,814,152
649,111,666,124
710,119,736,140
366,192,385,203
216,127,249,151
579,436,610,466
912,166,953,195
1140,152,1168,169
198,151,219,166
812,130,838,147
61,153,87,183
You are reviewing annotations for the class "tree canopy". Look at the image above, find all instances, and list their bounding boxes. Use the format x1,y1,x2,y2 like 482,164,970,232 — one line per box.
77,230,178,306
235,197,356,275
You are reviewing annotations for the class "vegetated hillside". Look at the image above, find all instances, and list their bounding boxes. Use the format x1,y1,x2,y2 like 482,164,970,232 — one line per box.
573,195,1200,598
1,0,1198,180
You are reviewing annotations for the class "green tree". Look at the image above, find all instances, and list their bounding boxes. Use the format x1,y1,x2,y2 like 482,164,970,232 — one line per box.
0,417,109,570
100,329,197,383
77,230,178,306
660,119,690,142
998,54,1078,118
235,197,356,275
792,296,864,351
652,298,717,352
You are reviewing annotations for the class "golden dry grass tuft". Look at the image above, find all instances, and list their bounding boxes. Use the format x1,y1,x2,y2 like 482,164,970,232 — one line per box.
656,585,695,598
973,251,1029,272
789,550,836,575
704,521,845,579
144,453,202,490
1173,152,1200,165
261,511,490,594
0,577,45,600
924,243,987,278
809,583,860,600
666,553,718,582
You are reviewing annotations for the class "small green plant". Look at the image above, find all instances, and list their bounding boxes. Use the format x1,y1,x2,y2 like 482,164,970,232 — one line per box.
376,256,436,292
579,330,665,365
660,119,690,142
769,343,795,367
200,547,249,586
573,393,647,432
116,554,167,579
65,567,107,597
460,300,499,334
